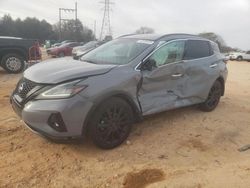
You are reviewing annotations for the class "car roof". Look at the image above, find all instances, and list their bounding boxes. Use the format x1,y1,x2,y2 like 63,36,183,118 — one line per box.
120,33,206,42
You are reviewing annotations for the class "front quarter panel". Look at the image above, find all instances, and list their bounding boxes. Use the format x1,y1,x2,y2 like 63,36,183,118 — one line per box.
78,66,142,114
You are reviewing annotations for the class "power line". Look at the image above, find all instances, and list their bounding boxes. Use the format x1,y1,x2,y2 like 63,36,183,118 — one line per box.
59,2,78,40
99,0,114,40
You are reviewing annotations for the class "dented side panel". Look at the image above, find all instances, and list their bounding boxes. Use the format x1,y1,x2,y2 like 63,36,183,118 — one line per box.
138,54,227,116
183,55,221,100
138,62,187,115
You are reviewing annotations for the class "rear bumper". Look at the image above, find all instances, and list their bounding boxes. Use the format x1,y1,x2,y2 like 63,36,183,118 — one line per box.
229,55,237,60
47,50,58,56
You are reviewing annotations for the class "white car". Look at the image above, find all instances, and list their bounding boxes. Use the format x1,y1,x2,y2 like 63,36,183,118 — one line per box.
72,41,105,60
72,41,99,55
229,51,250,61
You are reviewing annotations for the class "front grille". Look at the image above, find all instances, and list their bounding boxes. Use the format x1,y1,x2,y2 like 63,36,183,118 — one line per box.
16,78,38,99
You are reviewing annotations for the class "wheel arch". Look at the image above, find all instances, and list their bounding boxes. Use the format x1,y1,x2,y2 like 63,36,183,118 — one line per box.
237,55,243,60
82,91,142,135
0,48,27,65
216,76,225,96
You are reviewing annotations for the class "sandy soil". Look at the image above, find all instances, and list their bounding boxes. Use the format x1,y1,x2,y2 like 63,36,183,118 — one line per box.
0,60,250,188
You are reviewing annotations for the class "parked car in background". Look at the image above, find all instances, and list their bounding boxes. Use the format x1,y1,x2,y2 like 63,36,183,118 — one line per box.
51,40,75,48
47,42,80,57
222,53,230,62
72,41,105,60
11,34,228,149
229,51,250,61
0,36,41,73
51,42,61,48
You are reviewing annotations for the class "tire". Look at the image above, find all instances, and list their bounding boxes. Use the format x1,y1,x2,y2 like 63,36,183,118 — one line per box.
58,52,65,58
237,56,243,61
90,97,134,149
1,53,25,74
199,80,222,112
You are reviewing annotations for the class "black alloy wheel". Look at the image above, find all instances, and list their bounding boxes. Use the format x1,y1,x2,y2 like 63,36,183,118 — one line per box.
90,97,133,149
199,80,222,112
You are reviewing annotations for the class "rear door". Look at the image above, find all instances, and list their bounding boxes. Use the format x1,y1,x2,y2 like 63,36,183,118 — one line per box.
182,40,221,101
138,40,187,115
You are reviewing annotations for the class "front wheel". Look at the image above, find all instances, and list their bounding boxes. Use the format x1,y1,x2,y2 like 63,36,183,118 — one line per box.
199,80,222,112
90,97,134,149
1,53,25,74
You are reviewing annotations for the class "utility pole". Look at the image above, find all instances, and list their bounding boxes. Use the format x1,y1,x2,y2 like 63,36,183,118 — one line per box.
58,2,78,41
59,9,62,41
99,0,114,41
94,20,97,39
75,2,78,27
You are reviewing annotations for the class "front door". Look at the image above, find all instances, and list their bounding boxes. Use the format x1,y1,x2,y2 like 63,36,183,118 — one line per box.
138,40,187,115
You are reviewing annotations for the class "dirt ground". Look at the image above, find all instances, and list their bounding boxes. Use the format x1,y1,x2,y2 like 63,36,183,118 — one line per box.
0,60,250,188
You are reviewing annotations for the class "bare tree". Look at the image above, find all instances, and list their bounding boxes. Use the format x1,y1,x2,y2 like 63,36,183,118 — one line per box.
198,32,235,53
135,27,155,34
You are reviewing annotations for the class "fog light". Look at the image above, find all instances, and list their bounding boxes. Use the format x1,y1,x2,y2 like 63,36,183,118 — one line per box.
47,113,67,132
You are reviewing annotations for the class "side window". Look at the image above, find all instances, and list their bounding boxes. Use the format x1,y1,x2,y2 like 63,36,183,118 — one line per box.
149,40,185,66
184,40,211,60
246,51,250,54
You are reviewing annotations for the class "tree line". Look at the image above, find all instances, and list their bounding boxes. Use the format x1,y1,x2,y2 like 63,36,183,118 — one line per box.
135,26,238,53
0,14,95,43
0,15,239,52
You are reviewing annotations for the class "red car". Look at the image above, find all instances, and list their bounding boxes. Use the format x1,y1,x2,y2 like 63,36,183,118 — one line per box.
47,42,80,57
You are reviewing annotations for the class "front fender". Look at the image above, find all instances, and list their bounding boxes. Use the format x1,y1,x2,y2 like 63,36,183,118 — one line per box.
81,90,142,135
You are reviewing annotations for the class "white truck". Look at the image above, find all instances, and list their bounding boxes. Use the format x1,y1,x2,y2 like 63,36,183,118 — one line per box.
229,51,250,61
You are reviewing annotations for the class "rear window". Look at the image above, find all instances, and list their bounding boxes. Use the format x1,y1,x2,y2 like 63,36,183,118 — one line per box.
184,40,211,60
211,42,220,54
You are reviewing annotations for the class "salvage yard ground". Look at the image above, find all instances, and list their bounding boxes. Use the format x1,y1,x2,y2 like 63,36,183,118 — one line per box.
0,60,250,188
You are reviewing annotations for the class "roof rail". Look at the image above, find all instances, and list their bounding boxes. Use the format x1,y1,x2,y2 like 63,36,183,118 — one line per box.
156,33,199,40
116,33,138,38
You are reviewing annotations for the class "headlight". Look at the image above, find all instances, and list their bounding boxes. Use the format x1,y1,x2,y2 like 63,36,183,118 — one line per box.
36,80,88,99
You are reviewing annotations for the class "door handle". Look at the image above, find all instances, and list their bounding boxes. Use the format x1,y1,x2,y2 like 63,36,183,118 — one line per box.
171,73,183,78
210,64,218,68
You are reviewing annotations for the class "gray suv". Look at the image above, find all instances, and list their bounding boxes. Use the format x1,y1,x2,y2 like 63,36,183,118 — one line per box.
11,34,228,149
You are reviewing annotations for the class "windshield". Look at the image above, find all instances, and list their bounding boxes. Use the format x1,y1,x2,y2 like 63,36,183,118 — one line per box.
81,38,153,65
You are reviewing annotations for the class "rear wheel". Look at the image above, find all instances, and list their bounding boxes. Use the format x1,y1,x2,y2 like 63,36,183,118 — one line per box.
199,80,222,112
237,56,243,61
90,97,134,149
58,52,65,58
1,53,25,73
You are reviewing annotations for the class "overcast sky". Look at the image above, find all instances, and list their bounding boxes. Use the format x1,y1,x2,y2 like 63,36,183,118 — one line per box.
0,0,250,50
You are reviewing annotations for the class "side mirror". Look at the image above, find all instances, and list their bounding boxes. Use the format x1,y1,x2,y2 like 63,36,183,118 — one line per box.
141,59,157,71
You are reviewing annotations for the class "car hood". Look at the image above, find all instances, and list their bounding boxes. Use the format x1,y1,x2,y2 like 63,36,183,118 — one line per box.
24,58,117,84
